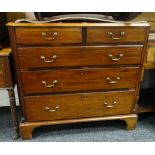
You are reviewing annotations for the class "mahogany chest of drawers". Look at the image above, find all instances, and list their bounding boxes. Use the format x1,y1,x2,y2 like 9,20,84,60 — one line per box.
8,22,150,140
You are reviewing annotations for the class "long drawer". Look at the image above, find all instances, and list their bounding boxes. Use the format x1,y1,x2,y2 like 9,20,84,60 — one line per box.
87,27,146,43
18,46,143,69
16,27,82,44
24,90,135,122
21,67,139,94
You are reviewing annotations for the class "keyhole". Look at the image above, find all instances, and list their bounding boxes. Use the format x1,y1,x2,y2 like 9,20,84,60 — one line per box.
80,70,85,76
80,95,84,100
81,49,84,55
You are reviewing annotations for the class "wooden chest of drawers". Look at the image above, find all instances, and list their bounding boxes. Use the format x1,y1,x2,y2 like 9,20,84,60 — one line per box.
8,22,150,140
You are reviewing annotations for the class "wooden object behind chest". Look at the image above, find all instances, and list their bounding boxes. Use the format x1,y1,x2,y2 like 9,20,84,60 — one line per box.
8,22,150,140
0,48,14,88
0,47,19,139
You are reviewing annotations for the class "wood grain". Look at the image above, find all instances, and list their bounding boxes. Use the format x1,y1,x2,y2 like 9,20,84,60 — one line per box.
21,67,139,94
146,45,155,63
7,22,150,139
18,46,143,69
20,114,138,139
0,58,4,87
0,56,14,88
16,27,82,44
24,90,135,122
0,47,11,56
87,27,146,43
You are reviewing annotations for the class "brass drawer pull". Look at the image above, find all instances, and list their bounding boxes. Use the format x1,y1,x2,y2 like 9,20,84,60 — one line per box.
42,80,58,88
106,77,120,84
108,32,125,40
108,53,123,61
104,101,117,108
40,54,57,63
45,105,60,113
41,31,58,40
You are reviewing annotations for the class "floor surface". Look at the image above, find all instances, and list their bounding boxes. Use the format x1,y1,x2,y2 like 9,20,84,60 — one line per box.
0,108,155,142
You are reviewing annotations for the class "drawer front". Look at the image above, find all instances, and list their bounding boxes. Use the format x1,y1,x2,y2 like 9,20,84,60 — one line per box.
21,67,139,94
16,28,82,44
18,46,143,69
87,27,146,43
25,91,135,122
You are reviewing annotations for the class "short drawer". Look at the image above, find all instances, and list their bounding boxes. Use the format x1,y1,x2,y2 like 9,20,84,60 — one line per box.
24,90,135,122
87,27,146,43
21,67,139,94
16,27,82,44
18,46,143,69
